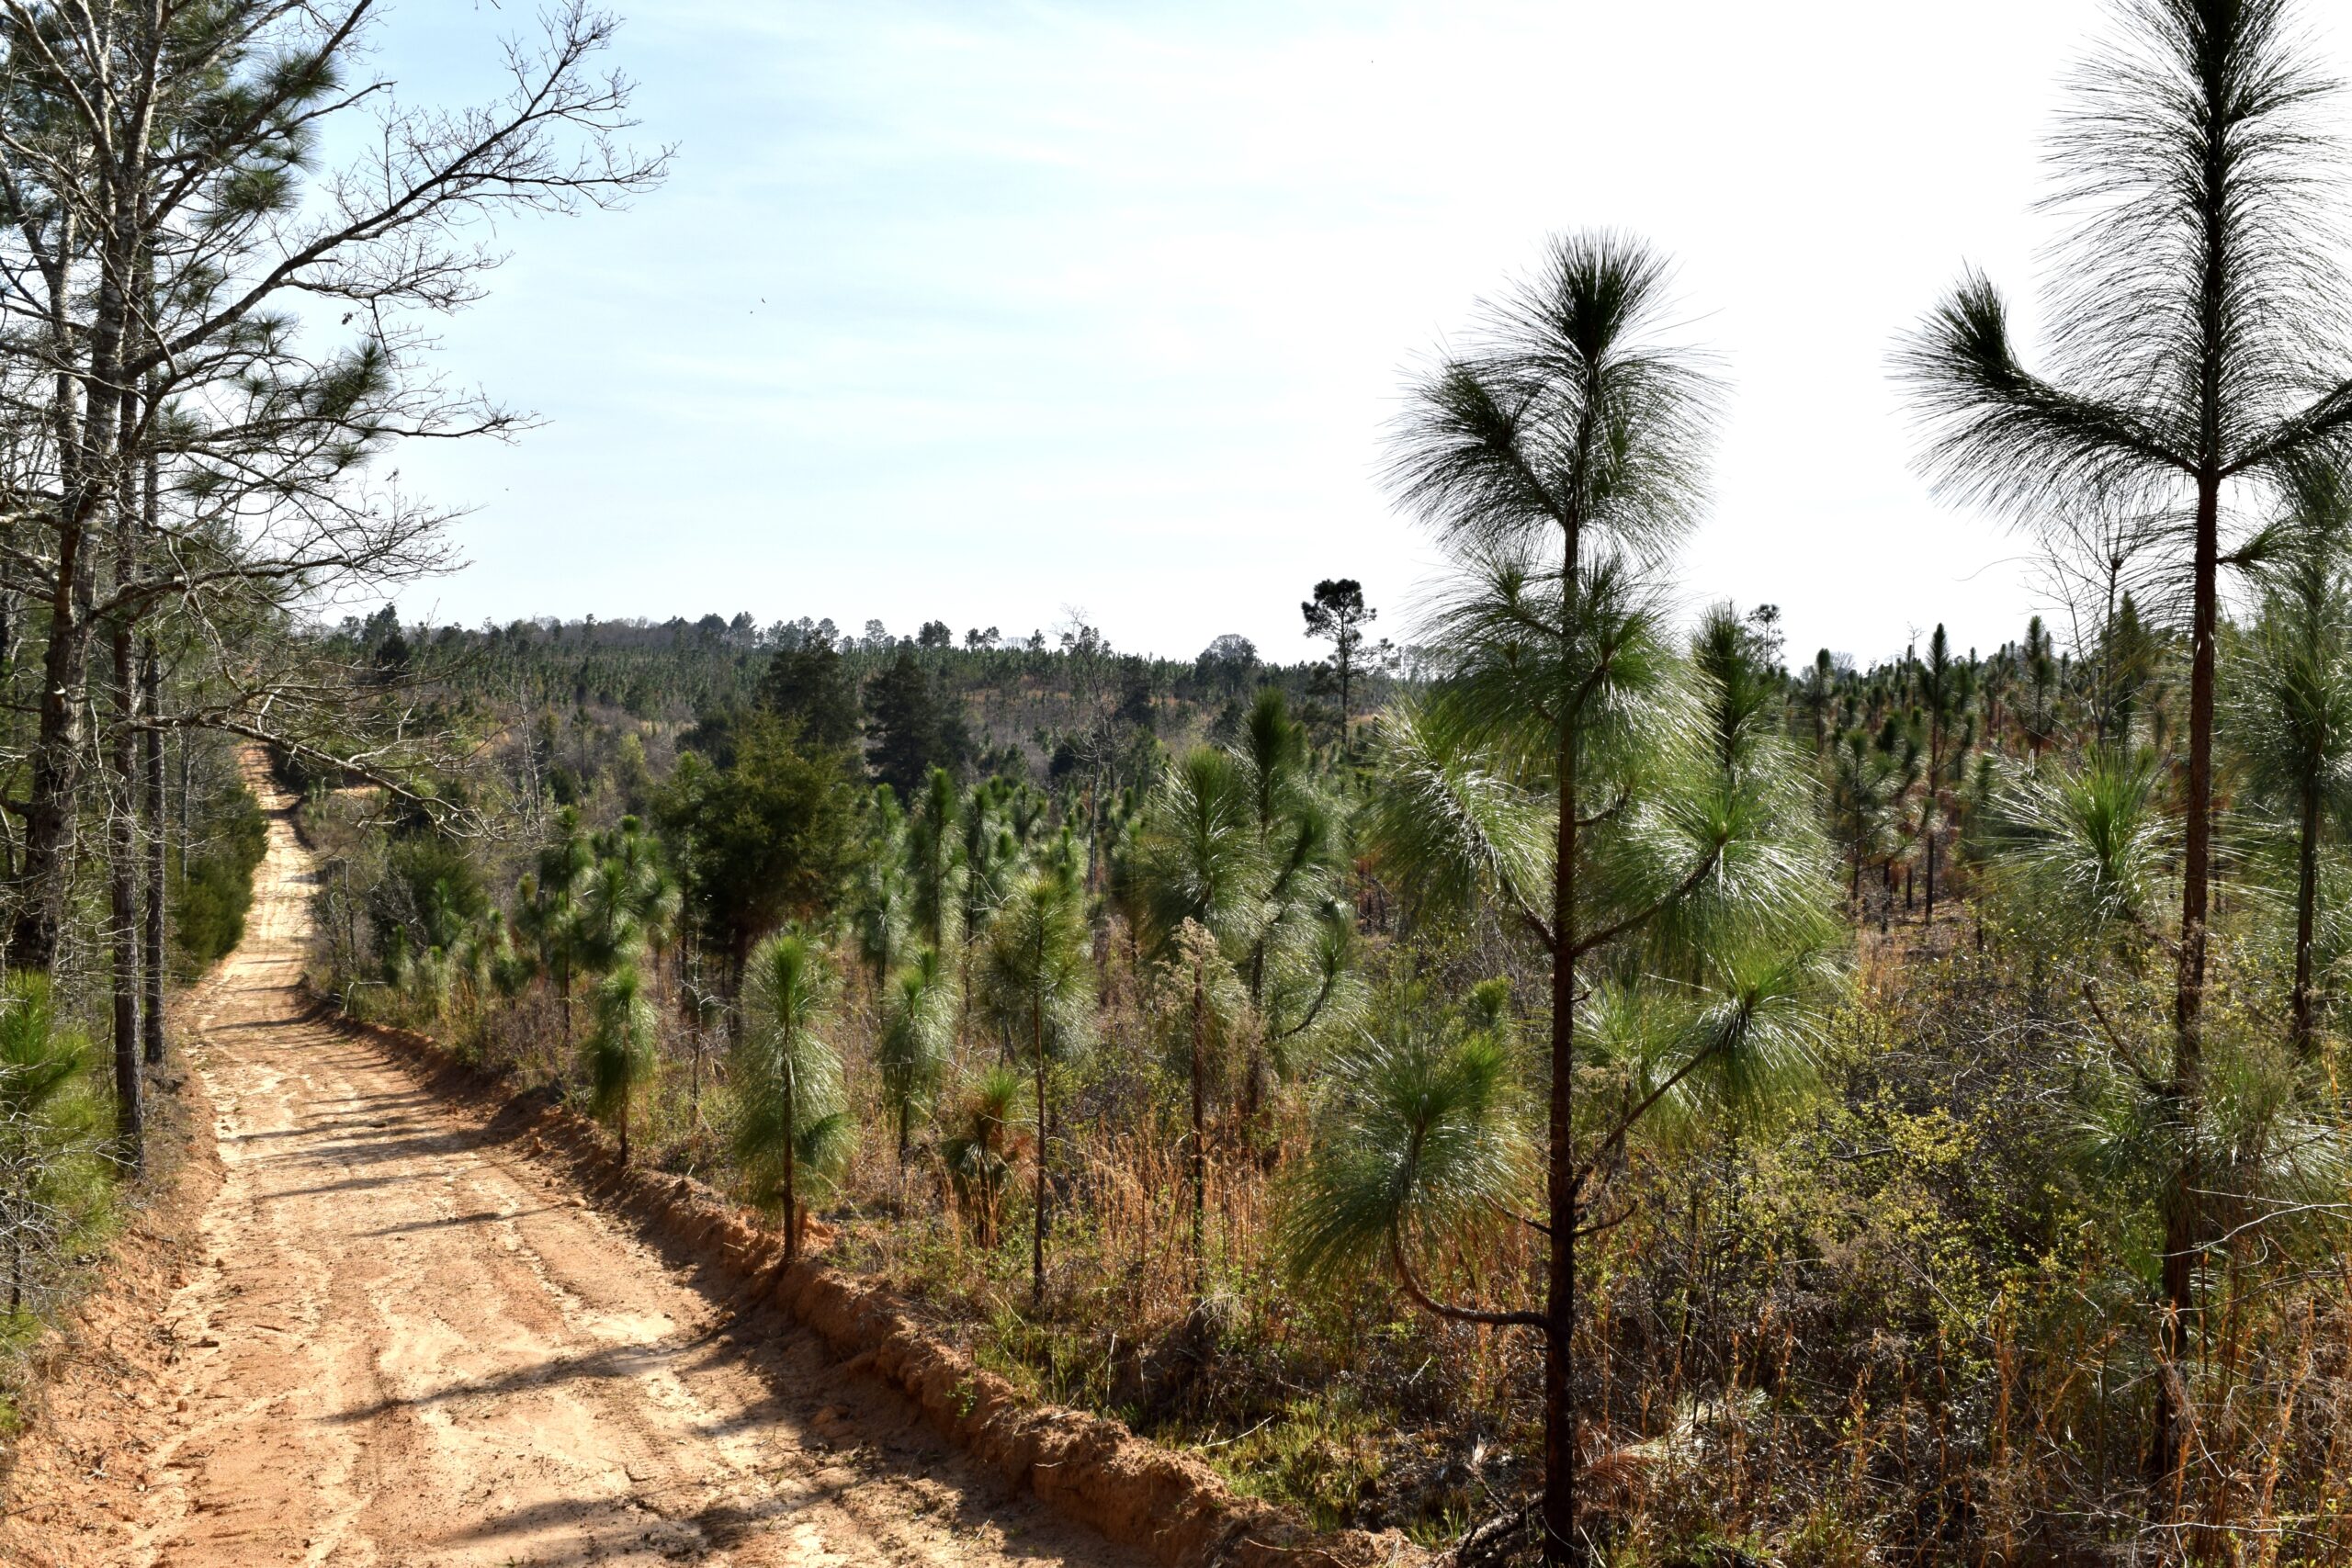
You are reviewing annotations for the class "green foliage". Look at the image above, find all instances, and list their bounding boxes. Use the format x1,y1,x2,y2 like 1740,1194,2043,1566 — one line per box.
876,948,951,1158
1357,702,1553,929
978,857,1095,1301
655,714,860,964
733,933,854,1247
1283,987,1532,1291
848,785,912,982
2227,524,2352,835
758,637,862,750
978,861,1096,1065
906,766,964,950
938,1066,1024,1243
581,964,658,1159
571,818,676,975
865,644,972,798
169,780,268,978
1979,748,2173,951
0,974,111,1323
1131,745,1260,947
376,831,491,956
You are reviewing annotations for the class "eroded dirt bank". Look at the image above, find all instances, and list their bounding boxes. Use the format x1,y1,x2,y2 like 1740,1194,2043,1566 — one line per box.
3,774,1148,1567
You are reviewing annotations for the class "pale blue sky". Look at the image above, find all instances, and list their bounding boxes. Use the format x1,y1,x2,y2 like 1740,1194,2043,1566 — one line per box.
367,0,2352,663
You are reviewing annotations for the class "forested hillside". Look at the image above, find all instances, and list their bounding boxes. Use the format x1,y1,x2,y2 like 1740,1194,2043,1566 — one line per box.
319,604,1396,812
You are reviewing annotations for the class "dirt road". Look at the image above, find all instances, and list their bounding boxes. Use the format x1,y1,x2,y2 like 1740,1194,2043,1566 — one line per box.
108,776,1142,1566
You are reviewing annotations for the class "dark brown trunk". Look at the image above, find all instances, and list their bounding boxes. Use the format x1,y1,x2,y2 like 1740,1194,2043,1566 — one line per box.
1241,940,1268,1149
141,637,165,1066
1031,988,1047,1309
2293,786,2321,1056
781,1024,800,1262
2159,45,2233,1462
1339,649,1352,771
1925,825,1937,928
107,306,141,1161
1924,718,1939,928
11,206,84,973
1544,719,1578,1563
109,626,141,1163
2159,469,2219,1476
22,144,151,974
15,525,95,972
1190,947,1206,1301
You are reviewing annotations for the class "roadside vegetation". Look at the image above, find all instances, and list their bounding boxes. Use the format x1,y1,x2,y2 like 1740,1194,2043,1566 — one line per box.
301,446,2352,1568
288,5,2352,1560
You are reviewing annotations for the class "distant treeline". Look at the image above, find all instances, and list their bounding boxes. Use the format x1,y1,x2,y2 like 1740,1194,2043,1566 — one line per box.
323,605,1413,807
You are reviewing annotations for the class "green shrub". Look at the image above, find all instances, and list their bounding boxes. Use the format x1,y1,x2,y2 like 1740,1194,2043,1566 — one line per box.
171,782,268,977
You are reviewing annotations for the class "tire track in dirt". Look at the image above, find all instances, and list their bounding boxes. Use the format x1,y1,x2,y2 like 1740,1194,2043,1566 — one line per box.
114,768,1144,1567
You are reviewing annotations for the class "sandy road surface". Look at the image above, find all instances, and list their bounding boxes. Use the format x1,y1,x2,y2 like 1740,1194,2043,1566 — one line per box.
118,775,1141,1567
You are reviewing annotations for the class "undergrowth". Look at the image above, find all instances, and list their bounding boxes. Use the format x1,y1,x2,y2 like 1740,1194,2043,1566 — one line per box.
302,760,2352,1563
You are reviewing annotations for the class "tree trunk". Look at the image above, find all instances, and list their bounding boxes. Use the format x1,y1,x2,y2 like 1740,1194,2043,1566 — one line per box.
20,172,148,976
1924,819,1938,929
1031,989,1047,1310
1925,719,1939,929
1544,719,1578,1564
959,940,973,1055
141,637,166,1066
728,942,748,1047
2293,785,2320,1057
2158,466,2221,1477
107,319,142,1162
1191,948,1206,1301
109,625,142,1165
11,204,85,973
781,1040,800,1262
690,1030,703,1122
1339,652,1352,770
16,528,95,972
1241,937,1269,1145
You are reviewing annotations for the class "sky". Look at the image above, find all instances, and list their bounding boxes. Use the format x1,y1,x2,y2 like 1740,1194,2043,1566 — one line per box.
359,0,2352,665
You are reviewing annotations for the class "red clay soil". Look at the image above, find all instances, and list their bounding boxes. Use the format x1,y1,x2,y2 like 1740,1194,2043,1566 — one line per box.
0,764,1417,1568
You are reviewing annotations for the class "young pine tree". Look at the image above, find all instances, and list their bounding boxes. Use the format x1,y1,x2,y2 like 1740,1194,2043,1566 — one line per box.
582,964,659,1167
2224,470,2352,1055
735,933,853,1262
978,852,1095,1309
876,948,952,1164
1903,0,2352,1460
1350,231,1838,1562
